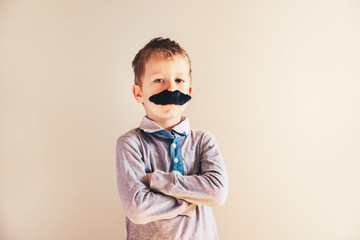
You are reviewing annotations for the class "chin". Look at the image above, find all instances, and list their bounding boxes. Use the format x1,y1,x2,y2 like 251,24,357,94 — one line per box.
161,112,182,119
146,103,187,120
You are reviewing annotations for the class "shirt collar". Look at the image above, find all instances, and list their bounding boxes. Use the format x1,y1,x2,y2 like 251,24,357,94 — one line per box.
139,116,191,137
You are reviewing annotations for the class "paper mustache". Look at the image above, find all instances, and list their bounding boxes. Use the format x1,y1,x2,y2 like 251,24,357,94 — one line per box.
149,90,192,105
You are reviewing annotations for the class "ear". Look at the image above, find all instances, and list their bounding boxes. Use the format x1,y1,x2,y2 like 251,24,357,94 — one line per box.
189,86,192,95
132,84,143,103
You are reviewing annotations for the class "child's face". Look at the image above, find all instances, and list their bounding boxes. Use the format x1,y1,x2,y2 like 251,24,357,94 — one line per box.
132,54,192,124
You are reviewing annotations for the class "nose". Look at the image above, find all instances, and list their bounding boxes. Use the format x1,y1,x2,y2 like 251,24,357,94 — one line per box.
167,80,177,92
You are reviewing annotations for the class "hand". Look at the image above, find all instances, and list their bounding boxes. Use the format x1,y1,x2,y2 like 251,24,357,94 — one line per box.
180,203,197,216
146,173,153,186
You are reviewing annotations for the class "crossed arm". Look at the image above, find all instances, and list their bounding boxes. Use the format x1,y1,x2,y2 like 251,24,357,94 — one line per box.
116,136,195,224
116,131,228,224
147,132,228,207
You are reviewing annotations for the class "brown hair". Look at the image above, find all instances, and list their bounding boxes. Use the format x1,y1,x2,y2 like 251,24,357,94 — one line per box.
132,37,192,86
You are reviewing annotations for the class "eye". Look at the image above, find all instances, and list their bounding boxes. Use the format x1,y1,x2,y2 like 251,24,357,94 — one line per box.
154,79,163,83
175,79,184,83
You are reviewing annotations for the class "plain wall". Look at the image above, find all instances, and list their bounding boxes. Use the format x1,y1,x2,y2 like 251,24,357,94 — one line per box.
1,0,359,239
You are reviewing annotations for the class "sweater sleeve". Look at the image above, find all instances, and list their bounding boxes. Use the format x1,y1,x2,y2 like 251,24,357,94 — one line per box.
116,132,196,225
150,131,229,207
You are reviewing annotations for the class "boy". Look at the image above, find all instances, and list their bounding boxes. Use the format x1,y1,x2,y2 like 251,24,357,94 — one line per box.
116,37,228,240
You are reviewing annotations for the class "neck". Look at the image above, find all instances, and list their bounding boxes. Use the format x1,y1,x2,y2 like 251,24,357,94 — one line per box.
149,116,182,132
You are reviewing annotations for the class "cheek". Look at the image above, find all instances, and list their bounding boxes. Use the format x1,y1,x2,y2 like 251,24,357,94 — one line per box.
142,90,154,99
178,84,191,93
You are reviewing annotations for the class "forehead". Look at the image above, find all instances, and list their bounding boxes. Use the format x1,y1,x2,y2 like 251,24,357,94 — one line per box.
144,53,190,77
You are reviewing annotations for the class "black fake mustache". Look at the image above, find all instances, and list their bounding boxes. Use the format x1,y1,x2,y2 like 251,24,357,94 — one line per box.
149,90,192,105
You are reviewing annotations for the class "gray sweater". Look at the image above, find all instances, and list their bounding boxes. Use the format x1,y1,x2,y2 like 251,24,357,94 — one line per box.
116,116,228,240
